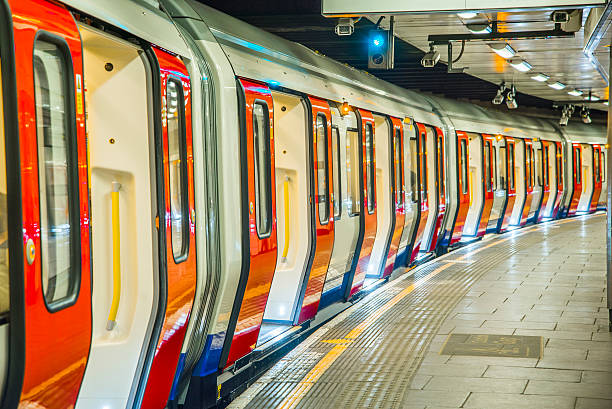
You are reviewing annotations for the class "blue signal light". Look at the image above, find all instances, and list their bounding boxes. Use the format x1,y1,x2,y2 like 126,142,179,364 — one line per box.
371,33,385,48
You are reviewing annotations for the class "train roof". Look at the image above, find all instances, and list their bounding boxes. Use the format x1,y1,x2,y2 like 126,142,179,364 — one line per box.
560,121,607,145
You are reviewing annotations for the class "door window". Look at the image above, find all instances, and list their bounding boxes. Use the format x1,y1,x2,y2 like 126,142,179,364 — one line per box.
167,78,189,261
365,123,375,213
543,146,549,186
525,146,532,188
331,126,341,218
484,141,491,192
346,129,360,216
420,132,427,198
409,136,418,202
557,147,563,187
34,39,79,309
394,128,403,206
316,114,330,223
595,148,601,183
574,147,581,185
437,134,445,199
508,143,515,190
499,146,506,190
602,152,606,183
460,139,468,194
253,101,273,237
0,57,8,317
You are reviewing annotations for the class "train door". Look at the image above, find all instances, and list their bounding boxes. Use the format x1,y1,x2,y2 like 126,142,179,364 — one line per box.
395,119,419,268
577,144,594,213
348,109,376,296
590,144,602,212
462,132,484,237
419,125,439,256
486,135,507,233
500,137,517,231
429,127,446,251
518,139,534,225
3,2,92,409
477,135,495,236
510,139,527,226
528,140,544,222
450,131,470,244
383,117,405,277
567,143,583,216
295,96,334,322
321,106,360,306
410,123,429,261
222,79,277,367
538,140,555,221
598,149,607,209
552,141,564,218
367,115,393,280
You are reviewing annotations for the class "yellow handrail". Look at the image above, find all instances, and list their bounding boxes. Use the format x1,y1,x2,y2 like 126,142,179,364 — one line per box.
107,181,121,331
281,176,290,262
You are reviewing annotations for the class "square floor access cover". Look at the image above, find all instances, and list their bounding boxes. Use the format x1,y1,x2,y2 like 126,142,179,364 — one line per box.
440,334,543,358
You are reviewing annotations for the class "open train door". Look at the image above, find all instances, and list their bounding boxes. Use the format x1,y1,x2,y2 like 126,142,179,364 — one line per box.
477,135,495,236
591,144,602,212
410,122,429,261
568,143,583,216
500,137,517,232
449,131,470,245
2,1,92,408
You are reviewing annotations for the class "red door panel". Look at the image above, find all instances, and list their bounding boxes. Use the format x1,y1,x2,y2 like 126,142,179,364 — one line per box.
590,145,602,212
349,109,376,295
568,144,583,216
10,0,92,407
450,131,470,244
225,79,277,366
428,127,445,251
520,139,534,225
478,135,495,236
552,142,564,218
383,117,405,277
410,122,429,261
538,140,552,222
500,137,516,232
139,48,198,409
297,96,334,323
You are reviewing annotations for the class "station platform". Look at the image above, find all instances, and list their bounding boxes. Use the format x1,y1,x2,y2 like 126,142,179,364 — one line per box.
228,213,611,409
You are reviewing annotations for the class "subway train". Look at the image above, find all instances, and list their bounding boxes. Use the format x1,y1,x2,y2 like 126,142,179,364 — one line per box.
0,0,607,408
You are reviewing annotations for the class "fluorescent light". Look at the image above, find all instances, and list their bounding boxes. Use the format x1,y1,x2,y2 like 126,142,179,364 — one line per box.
531,73,549,82
458,12,478,19
509,58,532,72
567,89,583,97
489,43,516,59
585,95,600,101
466,23,492,34
604,101,609,106
548,81,566,90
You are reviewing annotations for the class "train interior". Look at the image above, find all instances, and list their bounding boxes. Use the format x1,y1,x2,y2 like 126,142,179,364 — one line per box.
578,144,594,213
510,139,526,226
77,25,157,409
259,91,310,343
322,108,360,301
419,126,438,255
0,59,7,398
367,115,392,280
463,132,484,238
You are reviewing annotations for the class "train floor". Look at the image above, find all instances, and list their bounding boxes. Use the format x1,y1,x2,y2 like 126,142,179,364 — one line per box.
228,212,612,409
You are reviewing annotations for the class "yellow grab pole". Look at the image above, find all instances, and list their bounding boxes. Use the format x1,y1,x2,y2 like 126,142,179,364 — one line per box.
281,176,290,262
107,181,121,331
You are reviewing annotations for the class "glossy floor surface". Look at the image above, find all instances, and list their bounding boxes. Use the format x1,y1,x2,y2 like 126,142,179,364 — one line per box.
229,213,611,409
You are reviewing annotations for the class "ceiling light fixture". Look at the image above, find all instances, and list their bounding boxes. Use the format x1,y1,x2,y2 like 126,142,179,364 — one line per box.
531,73,550,82
568,89,583,97
489,42,516,59
508,58,533,72
585,94,600,101
466,23,492,34
548,81,566,90
457,12,478,19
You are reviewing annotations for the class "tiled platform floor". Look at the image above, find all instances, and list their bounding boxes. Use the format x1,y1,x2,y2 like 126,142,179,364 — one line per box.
229,213,611,409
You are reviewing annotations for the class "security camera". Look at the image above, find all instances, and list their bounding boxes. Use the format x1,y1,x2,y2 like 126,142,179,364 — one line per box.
506,92,518,109
492,89,504,105
551,11,569,23
335,18,355,36
421,45,440,68
581,106,592,124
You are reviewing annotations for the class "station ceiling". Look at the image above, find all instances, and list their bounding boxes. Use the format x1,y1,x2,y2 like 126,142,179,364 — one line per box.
196,0,608,120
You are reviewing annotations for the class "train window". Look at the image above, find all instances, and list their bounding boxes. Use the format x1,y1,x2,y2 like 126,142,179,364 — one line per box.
484,142,491,192
460,139,468,195
437,134,445,199
595,148,601,183
394,129,403,206
421,132,427,198
556,148,563,187
531,147,536,187
602,152,606,182
499,146,506,190
0,59,8,317
253,101,273,237
574,147,581,185
167,78,189,261
543,146,549,186
34,39,80,309
315,114,330,224
409,136,418,202
535,148,542,187
508,143,515,190
331,126,342,219
526,146,532,188
492,144,497,191
365,123,375,214
346,129,360,216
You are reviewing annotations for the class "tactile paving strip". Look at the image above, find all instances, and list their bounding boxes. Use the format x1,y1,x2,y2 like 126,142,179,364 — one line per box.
230,215,603,409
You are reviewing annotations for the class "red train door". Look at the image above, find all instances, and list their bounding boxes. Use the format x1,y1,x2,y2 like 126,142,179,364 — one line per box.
138,48,198,409
538,141,552,222
477,135,495,236
520,140,534,225
568,143,583,216
7,1,92,408
450,131,470,244
428,127,445,251
552,141,564,218
349,109,376,296
383,117,405,277
297,96,334,322
500,137,516,231
410,122,429,261
590,144,602,212
222,79,277,367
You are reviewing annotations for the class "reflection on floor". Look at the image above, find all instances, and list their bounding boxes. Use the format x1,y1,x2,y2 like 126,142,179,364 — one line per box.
257,322,293,347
